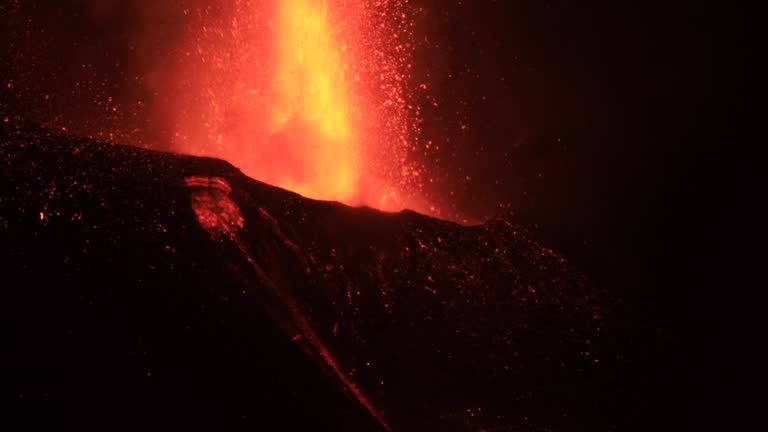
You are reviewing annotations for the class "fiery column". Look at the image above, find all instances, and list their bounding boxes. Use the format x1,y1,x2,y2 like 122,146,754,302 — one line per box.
161,0,424,213
269,0,360,202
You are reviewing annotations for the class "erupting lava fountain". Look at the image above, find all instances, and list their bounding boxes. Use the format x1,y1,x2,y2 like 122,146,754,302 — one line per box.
160,0,428,213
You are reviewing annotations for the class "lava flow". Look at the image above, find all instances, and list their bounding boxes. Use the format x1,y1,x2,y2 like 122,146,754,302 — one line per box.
161,0,424,212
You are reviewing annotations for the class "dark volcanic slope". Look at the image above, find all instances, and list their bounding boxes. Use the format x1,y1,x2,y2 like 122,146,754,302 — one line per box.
2,123,619,431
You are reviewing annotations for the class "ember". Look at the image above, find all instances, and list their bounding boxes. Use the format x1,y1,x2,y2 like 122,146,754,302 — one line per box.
161,0,424,212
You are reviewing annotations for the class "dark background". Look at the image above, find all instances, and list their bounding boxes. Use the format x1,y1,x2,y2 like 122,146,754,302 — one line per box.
1,0,742,428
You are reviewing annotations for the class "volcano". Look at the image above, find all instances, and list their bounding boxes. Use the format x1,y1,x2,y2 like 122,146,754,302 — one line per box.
2,121,634,431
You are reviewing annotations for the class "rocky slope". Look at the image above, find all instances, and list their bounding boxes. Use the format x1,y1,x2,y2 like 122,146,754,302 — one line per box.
2,122,620,431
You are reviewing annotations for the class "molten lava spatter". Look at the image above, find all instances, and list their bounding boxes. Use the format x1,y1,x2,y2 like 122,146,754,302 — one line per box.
270,0,359,202
160,0,426,212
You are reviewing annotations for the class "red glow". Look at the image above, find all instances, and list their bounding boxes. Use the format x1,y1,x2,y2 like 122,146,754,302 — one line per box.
159,0,428,213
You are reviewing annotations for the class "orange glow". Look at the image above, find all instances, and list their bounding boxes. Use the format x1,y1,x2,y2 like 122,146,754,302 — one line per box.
270,0,359,202
160,0,430,213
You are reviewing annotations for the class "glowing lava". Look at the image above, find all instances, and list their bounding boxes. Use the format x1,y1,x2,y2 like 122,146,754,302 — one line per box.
270,0,359,202
160,0,425,211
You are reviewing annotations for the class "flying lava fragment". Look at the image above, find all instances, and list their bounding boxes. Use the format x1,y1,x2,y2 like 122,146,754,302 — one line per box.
161,0,425,212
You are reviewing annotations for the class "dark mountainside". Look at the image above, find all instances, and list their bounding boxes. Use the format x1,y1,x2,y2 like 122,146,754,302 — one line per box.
2,120,661,431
